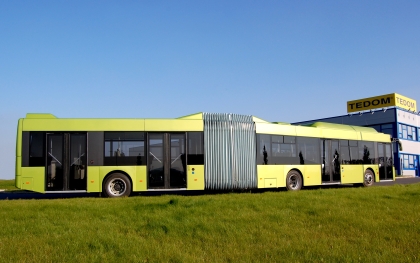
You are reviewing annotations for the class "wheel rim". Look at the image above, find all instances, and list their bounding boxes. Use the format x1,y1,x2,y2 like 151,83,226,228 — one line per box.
365,173,373,185
289,174,300,189
108,178,127,196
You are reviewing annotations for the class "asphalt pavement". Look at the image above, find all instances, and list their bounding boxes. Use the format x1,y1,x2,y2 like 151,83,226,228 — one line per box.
376,176,420,186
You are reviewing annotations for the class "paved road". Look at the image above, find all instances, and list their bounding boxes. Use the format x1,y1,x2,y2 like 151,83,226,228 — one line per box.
0,191,98,200
376,176,420,186
1,177,419,200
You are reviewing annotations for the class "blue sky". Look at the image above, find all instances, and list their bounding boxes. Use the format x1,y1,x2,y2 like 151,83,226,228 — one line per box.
1,1,419,179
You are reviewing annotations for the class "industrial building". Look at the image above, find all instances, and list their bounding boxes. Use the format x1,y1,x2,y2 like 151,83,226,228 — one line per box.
293,93,420,177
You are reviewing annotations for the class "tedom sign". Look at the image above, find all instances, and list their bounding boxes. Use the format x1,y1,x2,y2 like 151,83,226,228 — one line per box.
347,93,417,113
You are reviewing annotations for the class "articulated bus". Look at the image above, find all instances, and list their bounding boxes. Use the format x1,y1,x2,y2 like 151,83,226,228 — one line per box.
15,112,395,197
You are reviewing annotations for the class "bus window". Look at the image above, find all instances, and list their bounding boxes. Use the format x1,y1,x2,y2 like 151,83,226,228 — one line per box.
104,132,145,166
187,132,204,165
257,134,271,165
29,132,45,167
296,137,320,165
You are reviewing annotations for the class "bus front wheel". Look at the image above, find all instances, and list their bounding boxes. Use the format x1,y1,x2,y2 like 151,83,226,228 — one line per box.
286,171,302,191
363,170,374,187
103,173,132,197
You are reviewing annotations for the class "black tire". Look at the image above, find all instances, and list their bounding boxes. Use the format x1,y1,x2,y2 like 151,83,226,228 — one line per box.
286,170,302,191
103,173,132,197
363,170,374,187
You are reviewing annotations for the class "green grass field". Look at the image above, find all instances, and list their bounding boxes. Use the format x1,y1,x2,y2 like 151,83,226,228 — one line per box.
0,179,18,190
1,183,420,262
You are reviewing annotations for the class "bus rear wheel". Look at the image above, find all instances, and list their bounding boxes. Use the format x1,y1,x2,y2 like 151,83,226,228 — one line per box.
363,170,374,187
103,173,132,197
286,171,302,191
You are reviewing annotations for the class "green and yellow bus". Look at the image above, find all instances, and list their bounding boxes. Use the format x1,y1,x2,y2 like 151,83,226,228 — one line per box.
15,112,394,197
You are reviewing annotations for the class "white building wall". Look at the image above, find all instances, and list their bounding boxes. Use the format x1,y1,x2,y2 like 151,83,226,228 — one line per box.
399,140,420,155
396,109,419,126
401,170,416,177
396,109,420,177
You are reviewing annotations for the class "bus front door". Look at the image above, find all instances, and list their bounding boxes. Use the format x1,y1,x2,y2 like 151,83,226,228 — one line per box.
322,139,341,183
378,143,393,180
46,133,87,191
148,133,186,189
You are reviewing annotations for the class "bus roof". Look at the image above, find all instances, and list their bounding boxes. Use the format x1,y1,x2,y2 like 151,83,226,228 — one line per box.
304,122,379,133
26,113,57,119
20,112,391,143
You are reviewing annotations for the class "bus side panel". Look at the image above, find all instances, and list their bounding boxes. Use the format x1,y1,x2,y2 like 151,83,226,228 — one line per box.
16,119,23,158
300,165,322,186
15,157,22,187
20,167,45,193
15,119,23,188
145,119,203,131
341,165,363,184
22,119,146,132
87,167,100,192
257,165,283,188
362,132,390,143
133,166,147,191
393,167,396,180
187,165,204,190
16,176,21,190
256,123,296,136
